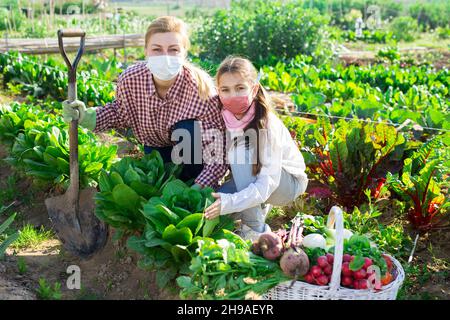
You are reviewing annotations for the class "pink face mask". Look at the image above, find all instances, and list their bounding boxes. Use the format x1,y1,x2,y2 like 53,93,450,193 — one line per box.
219,84,259,130
222,102,256,130
220,95,253,114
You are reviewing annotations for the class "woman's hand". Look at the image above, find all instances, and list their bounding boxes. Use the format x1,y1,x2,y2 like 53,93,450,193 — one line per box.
204,193,221,220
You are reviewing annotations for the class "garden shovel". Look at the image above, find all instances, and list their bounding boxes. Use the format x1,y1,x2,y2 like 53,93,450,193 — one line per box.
45,29,108,259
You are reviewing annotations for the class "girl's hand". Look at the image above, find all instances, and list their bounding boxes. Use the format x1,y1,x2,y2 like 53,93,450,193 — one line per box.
204,193,221,220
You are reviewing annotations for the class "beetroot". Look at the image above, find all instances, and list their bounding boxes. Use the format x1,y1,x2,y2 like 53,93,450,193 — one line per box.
251,241,262,255
279,248,310,278
257,232,283,260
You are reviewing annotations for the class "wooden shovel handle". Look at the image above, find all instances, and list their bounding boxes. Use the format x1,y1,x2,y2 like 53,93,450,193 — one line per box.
58,28,86,38
57,29,86,207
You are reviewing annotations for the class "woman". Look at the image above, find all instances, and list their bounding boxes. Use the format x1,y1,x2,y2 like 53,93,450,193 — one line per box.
62,16,228,189
204,56,308,240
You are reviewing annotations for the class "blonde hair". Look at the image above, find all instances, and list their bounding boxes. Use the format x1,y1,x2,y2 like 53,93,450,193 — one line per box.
145,16,215,100
216,56,272,176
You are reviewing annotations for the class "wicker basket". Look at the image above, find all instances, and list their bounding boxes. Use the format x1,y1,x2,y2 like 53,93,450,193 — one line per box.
263,206,405,300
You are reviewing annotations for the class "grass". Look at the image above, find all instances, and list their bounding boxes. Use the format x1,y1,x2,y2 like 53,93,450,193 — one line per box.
36,278,62,300
17,256,27,274
11,224,54,250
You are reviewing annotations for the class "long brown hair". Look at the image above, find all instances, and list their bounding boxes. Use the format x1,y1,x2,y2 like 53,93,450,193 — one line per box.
216,56,272,175
144,16,215,100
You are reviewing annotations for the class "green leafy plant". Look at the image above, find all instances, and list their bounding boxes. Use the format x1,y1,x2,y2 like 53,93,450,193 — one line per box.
376,47,401,63
127,179,235,288
0,51,116,106
343,192,412,257
95,151,182,232
436,27,450,39
0,212,20,259
301,118,407,210
409,1,450,30
342,234,388,275
344,29,394,44
389,16,418,42
386,137,450,232
4,116,117,189
176,235,289,299
193,0,331,66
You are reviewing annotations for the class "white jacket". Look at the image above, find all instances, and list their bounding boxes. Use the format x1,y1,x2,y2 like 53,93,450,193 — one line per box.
219,112,308,215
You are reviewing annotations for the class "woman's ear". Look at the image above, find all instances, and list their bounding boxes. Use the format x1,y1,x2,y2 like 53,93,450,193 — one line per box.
144,45,151,58
182,48,188,60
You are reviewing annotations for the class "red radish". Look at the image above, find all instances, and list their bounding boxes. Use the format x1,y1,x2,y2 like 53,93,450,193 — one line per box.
350,255,356,262
359,279,368,289
326,253,334,264
343,254,352,262
341,262,353,277
341,276,352,287
304,273,314,284
311,265,322,278
323,264,333,275
353,280,360,289
353,268,367,280
363,257,373,269
316,275,329,286
317,256,329,268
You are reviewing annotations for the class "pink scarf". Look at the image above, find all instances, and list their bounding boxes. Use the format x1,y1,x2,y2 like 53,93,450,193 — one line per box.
221,102,256,130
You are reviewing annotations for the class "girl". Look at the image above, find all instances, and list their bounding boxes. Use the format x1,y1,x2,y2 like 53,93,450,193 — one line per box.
62,16,228,189
204,56,308,240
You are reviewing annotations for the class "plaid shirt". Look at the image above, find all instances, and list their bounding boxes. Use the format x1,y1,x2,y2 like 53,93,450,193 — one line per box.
94,62,228,188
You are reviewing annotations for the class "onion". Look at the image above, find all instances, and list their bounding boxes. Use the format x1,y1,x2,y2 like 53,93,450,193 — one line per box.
302,233,327,249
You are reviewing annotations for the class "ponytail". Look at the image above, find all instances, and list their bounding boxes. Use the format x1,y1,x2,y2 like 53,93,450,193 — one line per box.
184,61,216,101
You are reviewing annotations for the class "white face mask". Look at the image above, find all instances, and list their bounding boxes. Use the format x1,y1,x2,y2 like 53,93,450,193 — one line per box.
146,55,184,81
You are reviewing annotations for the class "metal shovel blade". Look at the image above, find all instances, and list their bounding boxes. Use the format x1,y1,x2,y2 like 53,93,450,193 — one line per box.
45,187,108,259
